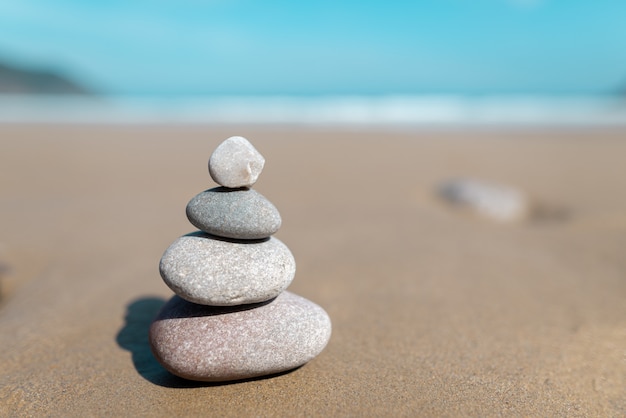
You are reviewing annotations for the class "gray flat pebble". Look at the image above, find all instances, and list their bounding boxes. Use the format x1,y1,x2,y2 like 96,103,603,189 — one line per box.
186,187,281,239
159,232,295,306
209,136,265,188
149,291,332,382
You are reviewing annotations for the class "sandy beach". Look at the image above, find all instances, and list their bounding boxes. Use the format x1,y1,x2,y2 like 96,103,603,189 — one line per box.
1,125,625,416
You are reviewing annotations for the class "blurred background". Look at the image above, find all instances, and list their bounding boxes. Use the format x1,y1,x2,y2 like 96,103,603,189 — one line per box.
1,0,626,125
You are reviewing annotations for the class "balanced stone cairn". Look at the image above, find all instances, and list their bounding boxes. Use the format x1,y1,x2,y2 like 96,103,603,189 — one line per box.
149,136,332,382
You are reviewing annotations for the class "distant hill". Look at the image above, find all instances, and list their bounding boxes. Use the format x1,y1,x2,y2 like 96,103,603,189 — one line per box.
0,61,91,95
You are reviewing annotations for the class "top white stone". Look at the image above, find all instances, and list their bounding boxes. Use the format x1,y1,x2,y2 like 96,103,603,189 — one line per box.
209,136,265,188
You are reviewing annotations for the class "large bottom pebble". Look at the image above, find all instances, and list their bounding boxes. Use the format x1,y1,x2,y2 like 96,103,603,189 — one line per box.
149,291,332,382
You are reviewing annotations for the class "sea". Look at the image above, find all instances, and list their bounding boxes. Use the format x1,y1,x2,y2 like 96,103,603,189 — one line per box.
1,94,625,127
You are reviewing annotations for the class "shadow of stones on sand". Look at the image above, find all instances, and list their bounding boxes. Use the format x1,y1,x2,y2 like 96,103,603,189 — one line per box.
529,203,571,224
116,296,300,388
116,297,191,387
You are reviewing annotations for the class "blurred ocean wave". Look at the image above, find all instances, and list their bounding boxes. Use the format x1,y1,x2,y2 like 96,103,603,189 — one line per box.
1,94,625,126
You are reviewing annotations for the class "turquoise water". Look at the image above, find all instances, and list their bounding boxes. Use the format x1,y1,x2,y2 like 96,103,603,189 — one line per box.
1,95,626,126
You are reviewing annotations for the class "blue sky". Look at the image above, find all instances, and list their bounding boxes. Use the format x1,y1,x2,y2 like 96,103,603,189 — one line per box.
0,0,625,95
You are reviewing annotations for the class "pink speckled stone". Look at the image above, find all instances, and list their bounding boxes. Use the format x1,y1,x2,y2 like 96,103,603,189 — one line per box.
149,291,332,382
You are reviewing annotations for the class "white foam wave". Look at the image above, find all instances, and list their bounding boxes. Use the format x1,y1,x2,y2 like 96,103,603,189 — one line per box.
1,94,625,126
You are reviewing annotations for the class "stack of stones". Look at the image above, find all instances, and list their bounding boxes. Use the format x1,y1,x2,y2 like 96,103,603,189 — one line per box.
149,136,332,382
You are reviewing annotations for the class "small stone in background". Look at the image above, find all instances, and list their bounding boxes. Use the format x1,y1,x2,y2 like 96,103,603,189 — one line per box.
209,136,265,188
438,178,530,223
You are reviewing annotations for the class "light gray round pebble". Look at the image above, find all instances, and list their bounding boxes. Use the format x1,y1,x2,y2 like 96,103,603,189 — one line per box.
149,291,332,382
159,232,295,306
186,187,281,239
209,136,265,188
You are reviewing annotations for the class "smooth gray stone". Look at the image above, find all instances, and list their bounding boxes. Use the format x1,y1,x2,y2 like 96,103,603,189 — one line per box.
159,232,295,306
209,136,265,188
149,291,332,382
186,187,281,240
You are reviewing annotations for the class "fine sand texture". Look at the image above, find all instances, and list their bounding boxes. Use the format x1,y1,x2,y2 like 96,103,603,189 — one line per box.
1,125,625,416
